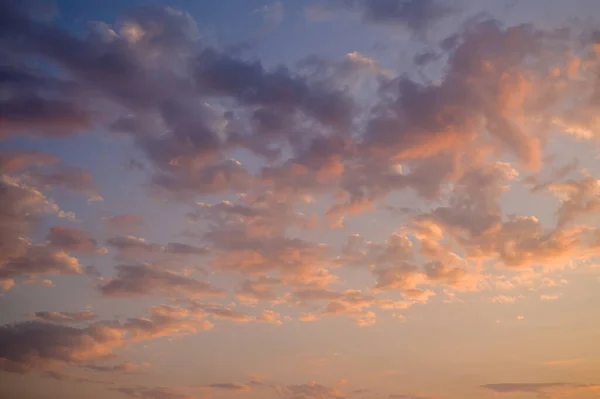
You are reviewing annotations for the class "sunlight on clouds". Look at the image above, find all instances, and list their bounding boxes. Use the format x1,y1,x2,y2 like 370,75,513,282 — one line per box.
1,0,600,398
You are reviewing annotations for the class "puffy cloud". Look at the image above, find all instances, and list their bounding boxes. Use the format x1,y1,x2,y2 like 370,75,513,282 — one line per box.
298,313,319,322
290,287,409,325
106,236,162,258
1,244,82,290
106,236,207,260
195,201,334,285
546,174,600,227
122,305,213,341
1,1,358,202
27,310,97,323
410,161,600,269
175,302,284,325
0,177,60,257
423,259,485,292
338,230,486,299
361,21,544,169
373,266,427,294
193,48,353,130
236,276,283,304
24,278,55,287
255,310,283,325
47,226,107,254
466,217,599,269
0,303,217,374
0,175,84,288
0,321,125,373
99,264,222,298
298,51,390,92
414,162,518,239
23,167,102,200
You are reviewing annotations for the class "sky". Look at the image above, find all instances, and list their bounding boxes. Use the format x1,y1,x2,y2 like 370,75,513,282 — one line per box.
1,0,600,398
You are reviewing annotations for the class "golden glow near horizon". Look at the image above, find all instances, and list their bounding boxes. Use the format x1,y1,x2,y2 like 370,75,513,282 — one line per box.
1,1,600,399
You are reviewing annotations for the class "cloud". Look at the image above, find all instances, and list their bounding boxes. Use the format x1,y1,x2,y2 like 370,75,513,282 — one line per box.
255,310,283,325
202,383,251,392
491,295,516,304
1,1,359,202
27,310,97,323
99,264,222,298
1,244,82,290
348,0,453,35
82,361,142,373
163,243,208,256
106,236,207,260
291,287,406,325
482,382,600,398
547,174,600,227
122,305,213,341
236,276,283,304
193,48,354,130
0,176,68,268
115,386,195,399
23,167,102,200
0,320,125,373
0,150,59,173
411,162,600,269
361,21,544,170
194,200,334,285
0,303,216,374
190,303,251,323
276,381,345,399
0,88,91,140
104,214,143,233
423,258,485,292
106,236,162,258
47,226,107,254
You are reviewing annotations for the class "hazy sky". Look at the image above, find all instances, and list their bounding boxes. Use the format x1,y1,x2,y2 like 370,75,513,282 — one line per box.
1,1,600,399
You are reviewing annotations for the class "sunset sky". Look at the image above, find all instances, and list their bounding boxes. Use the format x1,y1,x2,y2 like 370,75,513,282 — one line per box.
1,1,600,398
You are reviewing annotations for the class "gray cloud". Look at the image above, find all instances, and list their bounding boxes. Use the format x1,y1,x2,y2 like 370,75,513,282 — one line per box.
27,310,97,323
348,0,454,35
47,226,106,254
99,264,222,298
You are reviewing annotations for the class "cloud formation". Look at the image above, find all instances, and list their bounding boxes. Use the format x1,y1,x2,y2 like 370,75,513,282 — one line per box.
99,264,222,298
2,1,600,398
